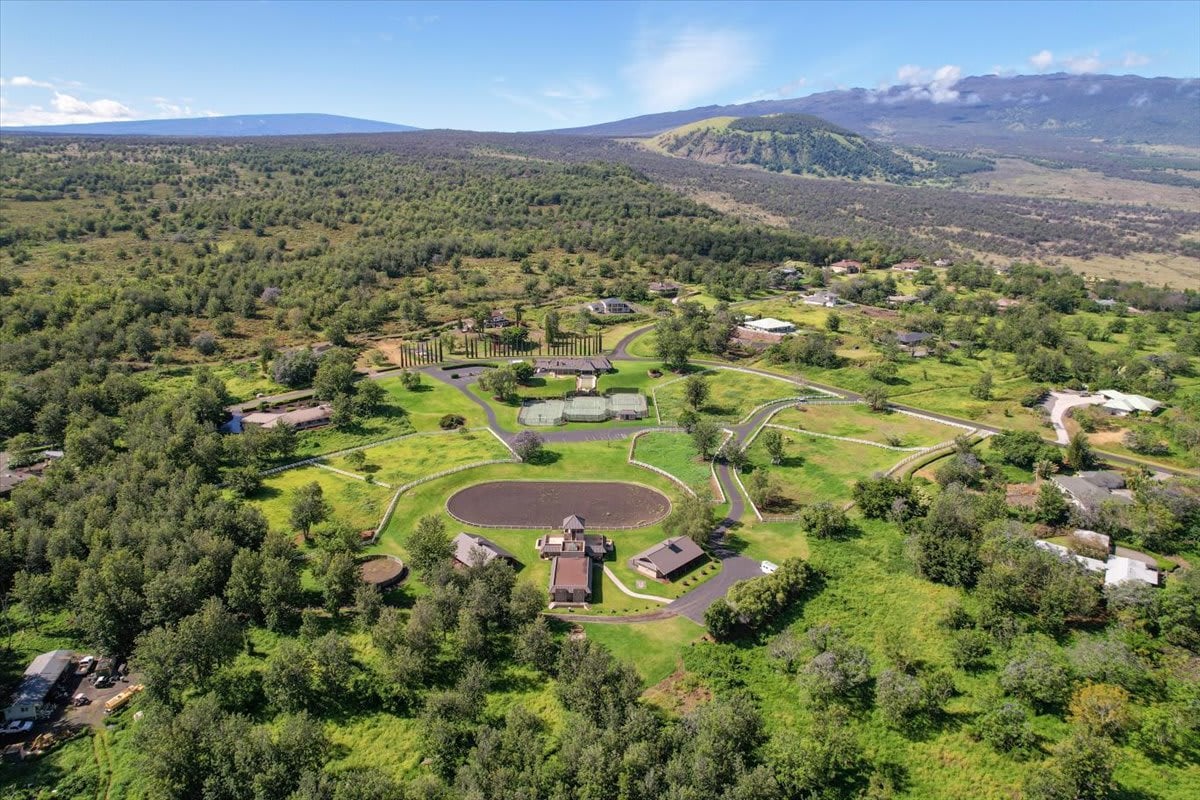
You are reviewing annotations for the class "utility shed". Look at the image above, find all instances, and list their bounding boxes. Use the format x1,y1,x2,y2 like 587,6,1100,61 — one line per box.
5,650,72,722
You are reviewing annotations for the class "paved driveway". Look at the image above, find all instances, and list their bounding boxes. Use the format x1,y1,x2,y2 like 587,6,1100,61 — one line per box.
666,556,762,623
1045,391,1107,444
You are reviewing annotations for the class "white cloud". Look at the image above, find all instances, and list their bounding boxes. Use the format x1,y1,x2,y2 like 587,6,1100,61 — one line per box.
1122,51,1150,68
3,75,56,89
1085,83,1102,96
625,27,758,110
1062,52,1103,74
50,92,134,119
878,64,971,104
1029,50,1055,71
1129,92,1151,108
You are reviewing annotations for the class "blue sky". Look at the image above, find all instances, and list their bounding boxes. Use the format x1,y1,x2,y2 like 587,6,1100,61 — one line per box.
1,0,1197,130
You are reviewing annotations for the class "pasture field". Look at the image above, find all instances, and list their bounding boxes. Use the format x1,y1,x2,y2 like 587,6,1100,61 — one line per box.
769,403,962,448
745,431,905,509
323,429,512,487
654,368,804,424
631,431,720,497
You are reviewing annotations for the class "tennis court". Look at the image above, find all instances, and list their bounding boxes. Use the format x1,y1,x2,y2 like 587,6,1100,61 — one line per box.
517,393,649,426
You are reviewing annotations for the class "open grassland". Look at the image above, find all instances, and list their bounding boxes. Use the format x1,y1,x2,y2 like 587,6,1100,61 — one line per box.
965,156,1200,211
250,466,392,533
144,360,289,403
324,429,512,486
631,431,719,498
1055,251,1200,287
580,616,704,684
745,432,905,508
770,403,962,448
655,368,803,424
372,439,716,612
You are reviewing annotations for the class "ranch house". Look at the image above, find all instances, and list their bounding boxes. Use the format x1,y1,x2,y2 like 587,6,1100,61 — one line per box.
628,536,706,581
532,356,613,377
587,298,634,315
452,532,518,568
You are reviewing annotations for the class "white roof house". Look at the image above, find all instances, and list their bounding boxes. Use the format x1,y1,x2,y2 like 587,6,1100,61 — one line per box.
1105,556,1159,587
743,317,796,334
1034,540,1158,587
1099,390,1163,415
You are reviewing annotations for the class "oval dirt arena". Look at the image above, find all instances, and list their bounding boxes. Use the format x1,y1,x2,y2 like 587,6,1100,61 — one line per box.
446,481,671,529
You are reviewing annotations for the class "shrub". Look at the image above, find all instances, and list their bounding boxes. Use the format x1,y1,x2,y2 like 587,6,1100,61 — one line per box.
798,502,855,539
512,430,545,461
972,699,1036,755
439,414,466,430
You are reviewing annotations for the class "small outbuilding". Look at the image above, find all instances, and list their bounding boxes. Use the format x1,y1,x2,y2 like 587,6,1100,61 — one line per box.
742,318,797,335
628,536,706,581
5,650,73,722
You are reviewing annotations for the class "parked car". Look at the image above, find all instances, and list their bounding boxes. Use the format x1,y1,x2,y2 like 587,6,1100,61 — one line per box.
93,675,113,689
760,560,779,575
3,720,33,734
76,655,96,676
73,693,91,707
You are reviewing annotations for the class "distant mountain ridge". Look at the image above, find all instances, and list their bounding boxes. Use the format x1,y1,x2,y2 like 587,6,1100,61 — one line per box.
649,113,993,184
554,73,1200,149
1,113,419,137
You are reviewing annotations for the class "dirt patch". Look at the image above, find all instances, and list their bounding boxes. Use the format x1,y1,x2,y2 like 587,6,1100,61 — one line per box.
643,665,713,716
446,481,671,529
1089,429,1127,446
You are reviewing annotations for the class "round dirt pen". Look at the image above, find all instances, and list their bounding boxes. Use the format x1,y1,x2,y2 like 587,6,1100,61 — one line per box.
446,481,671,529
359,555,407,589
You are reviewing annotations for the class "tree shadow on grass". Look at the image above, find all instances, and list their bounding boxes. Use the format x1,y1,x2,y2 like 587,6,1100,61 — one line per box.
249,484,283,502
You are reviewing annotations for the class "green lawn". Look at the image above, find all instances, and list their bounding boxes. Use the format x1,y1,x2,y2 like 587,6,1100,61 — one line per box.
580,616,704,684
769,403,962,448
655,368,804,425
631,431,719,498
324,429,512,487
382,375,487,432
249,466,392,533
745,432,905,510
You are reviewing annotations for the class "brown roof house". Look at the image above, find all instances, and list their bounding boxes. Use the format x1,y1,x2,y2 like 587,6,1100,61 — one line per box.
533,356,612,377
648,281,680,297
452,533,518,568
241,403,333,431
1053,471,1133,513
628,536,706,581
540,515,613,605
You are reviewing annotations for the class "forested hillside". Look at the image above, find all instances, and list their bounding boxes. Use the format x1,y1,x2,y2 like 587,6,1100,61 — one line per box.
651,114,992,183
